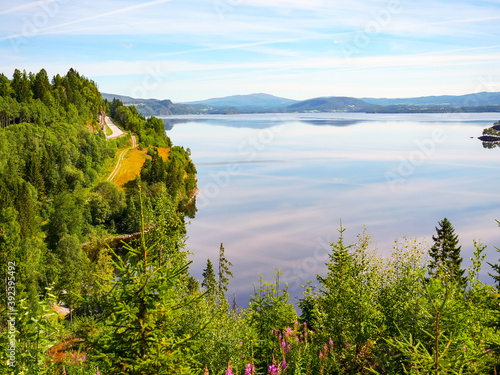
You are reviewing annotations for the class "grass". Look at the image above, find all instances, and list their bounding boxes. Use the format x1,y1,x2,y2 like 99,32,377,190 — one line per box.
96,135,171,188
111,146,171,189
106,123,113,136
113,148,147,188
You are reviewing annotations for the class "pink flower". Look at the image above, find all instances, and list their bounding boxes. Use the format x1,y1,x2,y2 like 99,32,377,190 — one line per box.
319,351,323,358
268,364,278,375
329,339,333,346
225,362,234,375
245,363,255,375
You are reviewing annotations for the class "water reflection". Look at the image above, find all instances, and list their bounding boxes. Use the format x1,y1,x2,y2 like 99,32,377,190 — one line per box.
483,142,500,149
162,116,366,129
166,113,500,306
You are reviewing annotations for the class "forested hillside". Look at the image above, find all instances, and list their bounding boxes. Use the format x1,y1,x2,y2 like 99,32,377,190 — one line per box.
0,69,199,373
2,70,500,375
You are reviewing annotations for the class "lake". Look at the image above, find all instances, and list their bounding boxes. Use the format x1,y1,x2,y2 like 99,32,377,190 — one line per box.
164,112,500,306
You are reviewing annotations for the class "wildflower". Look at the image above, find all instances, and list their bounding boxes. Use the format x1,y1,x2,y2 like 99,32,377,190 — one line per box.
345,342,350,348
282,360,287,370
225,362,234,375
96,370,100,375
268,364,278,375
324,344,328,352
329,338,333,346
281,341,286,348
245,363,255,375
204,364,209,375
296,337,299,342
319,351,323,358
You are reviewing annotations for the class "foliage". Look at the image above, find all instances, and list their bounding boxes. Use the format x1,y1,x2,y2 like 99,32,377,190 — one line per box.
303,226,382,372
248,271,297,373
218,243,234,298
0,290,60,374
106,99,171,148
202,258,217,298
428,218,467,288
86,191,200,374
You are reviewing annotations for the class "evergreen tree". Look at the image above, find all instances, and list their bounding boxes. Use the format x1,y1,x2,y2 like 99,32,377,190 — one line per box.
428,218,467,287
11,69,32,103
15,180,37,239
88,194,200,374
32,69,51,102
201,258,217,297
218,243,233,297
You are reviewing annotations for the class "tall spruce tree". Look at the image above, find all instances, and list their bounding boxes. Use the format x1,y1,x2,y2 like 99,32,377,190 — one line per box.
217,243,233,297
428,218,467,287
201,258,217,297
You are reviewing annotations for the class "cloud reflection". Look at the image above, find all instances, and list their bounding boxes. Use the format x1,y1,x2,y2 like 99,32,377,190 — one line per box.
170,114,500,306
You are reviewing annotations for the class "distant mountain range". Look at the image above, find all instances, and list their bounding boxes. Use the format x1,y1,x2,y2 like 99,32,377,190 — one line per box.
184,93,298,110
101,91,500,116
362,92,500,107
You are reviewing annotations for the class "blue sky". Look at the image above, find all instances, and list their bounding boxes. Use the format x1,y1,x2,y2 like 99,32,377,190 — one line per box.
1,0,500,102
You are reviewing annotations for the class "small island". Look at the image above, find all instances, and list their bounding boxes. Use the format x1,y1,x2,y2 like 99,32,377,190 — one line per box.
479,121,500,148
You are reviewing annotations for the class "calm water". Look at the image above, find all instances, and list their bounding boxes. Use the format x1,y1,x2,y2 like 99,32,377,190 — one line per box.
164,113,500,305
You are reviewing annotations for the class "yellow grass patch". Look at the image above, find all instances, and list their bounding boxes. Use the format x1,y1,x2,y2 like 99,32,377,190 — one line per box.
109,146,171,189
113,149,148,188
157,147,170,161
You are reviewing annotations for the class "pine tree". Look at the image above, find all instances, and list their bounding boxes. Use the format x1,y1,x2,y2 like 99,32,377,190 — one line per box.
428,218,467,287
88,189,201,374
218,243,233,297
201,258,217,297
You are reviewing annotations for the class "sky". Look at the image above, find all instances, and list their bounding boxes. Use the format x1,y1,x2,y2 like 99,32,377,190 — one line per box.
1,0,500,102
